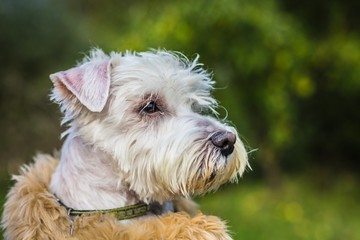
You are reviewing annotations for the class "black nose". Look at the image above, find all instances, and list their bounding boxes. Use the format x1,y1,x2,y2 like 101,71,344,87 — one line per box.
210,131,236,156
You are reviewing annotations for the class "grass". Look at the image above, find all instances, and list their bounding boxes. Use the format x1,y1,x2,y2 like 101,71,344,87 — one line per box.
198,176,360,240
0,174,359,239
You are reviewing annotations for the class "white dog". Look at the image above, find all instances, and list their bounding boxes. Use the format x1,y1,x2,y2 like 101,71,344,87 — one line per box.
2,49,249,239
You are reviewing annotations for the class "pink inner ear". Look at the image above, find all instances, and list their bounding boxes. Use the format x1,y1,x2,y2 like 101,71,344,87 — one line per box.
58,68,85,99
50,60,110,112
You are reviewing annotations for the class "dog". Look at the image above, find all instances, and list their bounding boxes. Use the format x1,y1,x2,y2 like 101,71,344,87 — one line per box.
2,49,249,239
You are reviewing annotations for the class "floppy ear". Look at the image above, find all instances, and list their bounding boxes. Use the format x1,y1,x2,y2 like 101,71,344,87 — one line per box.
50,58,111,112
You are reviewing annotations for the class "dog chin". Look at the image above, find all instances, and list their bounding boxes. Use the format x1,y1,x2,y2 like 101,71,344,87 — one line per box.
187,155,234,195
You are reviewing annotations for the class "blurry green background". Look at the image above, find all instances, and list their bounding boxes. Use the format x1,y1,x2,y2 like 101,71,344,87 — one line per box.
1,0,360,239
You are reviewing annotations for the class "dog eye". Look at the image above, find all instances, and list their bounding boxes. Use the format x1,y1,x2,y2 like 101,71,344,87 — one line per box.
142,101,160,114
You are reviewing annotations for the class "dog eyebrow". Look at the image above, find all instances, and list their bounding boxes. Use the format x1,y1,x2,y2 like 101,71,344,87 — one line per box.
140,93,162,104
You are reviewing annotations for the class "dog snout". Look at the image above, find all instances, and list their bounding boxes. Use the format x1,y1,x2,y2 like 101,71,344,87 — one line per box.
210,131,236,156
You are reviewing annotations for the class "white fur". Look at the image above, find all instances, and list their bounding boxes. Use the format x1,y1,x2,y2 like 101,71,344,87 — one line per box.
50,49,249,210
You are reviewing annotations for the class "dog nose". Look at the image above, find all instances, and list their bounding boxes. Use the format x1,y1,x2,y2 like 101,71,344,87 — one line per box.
210,131,236,156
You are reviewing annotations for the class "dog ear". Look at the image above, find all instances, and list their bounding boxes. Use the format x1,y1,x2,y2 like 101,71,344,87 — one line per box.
50,58,111,112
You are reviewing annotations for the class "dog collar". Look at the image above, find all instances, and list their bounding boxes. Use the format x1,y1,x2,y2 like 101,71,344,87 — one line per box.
56,197,149,220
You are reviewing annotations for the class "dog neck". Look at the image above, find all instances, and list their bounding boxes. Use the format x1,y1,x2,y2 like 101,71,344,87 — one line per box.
50,133,140,210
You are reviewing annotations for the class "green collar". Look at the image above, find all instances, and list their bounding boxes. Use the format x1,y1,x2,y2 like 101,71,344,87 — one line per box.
56,197,149,220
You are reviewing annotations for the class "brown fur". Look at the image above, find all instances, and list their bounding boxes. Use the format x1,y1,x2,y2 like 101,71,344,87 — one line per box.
2,154,232,240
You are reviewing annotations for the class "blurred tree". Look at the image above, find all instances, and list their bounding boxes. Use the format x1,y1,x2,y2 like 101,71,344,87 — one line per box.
279,0,360,36
66,0,360,182
74,0,313,186
0,0,88,170
1,0,359,182
278,0,360,177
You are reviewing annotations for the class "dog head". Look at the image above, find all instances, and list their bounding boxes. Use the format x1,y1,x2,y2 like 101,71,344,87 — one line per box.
50,49,249,203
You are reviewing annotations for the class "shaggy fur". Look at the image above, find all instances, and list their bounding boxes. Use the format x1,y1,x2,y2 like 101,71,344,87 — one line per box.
2,154,231,240
2,49,249,239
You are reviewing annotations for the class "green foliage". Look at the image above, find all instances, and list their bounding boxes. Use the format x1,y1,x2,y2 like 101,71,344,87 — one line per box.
198,177,360,240
1,0,360,238
0,0,86,166
72,0,360,176
1,0,360,174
